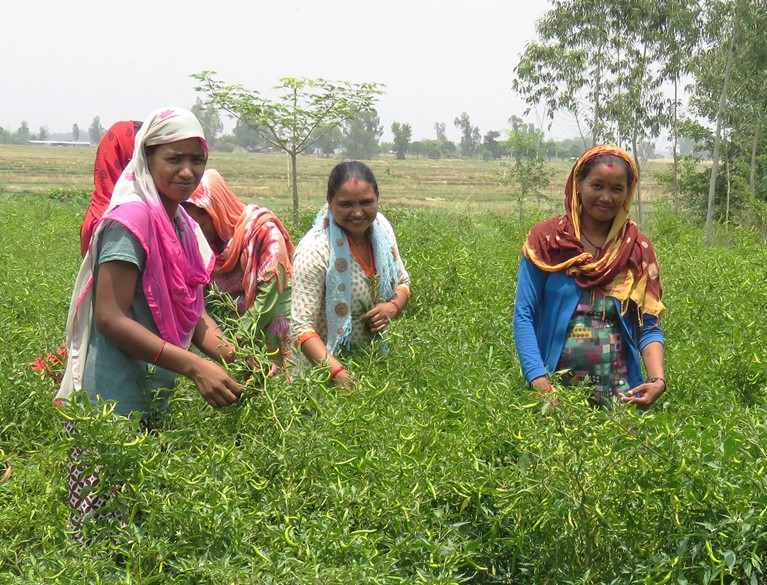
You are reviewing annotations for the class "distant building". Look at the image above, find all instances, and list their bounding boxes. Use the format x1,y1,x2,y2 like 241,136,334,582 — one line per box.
28,140,91,147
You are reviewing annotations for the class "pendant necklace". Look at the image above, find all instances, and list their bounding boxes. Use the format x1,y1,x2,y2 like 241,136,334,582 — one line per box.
581,231,604,258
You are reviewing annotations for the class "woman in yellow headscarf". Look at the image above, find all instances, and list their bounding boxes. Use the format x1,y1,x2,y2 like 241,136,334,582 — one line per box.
513,144,666,409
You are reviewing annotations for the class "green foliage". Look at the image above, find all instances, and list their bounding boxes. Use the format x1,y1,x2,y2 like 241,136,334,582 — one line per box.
193,71,384,221
88,116,105,145
454,112,480,157
190,97,224,148
46,188,90,204
391,121,412,160
2,196,767,583
343,109,383,160
653,157,753,225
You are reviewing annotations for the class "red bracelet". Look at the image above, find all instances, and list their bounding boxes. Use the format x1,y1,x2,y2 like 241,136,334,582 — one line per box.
152,341,167,365
389,298,401,316
329,366,344,380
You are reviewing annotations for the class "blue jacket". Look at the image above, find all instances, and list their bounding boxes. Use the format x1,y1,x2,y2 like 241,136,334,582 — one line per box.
513,257,664,388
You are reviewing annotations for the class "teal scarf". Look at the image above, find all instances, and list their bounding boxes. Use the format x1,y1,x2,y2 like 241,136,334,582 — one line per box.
314,206,398,355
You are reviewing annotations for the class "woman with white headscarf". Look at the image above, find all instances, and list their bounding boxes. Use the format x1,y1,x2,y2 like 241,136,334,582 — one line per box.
57,107,242,538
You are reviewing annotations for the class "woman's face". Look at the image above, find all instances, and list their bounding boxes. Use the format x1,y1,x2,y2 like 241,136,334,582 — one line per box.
147,138,206,206
578,162,629,230
328,179,378,241
183,203,218,245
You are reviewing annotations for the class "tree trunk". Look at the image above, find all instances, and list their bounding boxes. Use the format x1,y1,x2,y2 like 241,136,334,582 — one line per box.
290,150,299,224
590,42,604,148
672,78,680,214
724,137,731,226
631,131,642,226
704,32,737,246
750,113,760,196
750,114,763,239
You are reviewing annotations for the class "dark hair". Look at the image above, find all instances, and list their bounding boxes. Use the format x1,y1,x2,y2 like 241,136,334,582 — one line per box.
578,154,634,187
326,161,379,200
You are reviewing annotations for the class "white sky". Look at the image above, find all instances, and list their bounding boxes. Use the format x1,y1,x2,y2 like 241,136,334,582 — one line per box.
2,0,575,142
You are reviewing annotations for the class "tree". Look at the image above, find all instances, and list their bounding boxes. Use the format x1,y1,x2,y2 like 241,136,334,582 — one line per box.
193,71,383,222
38,126,48,141
513,4,610,148
432,122,457,157
658,0,704,213
191,97,223,147
482,130,505,160
88,116,105,144
16,121,30,144
454,112,479,157
72,123,80,142
512,0,681,224
679,0,767,242
502,127,551,220
434,122,447,142
420,140,443,159
229,119,269,151
342,109,383,160
391,121,412,160
312,124,343,157
700,0,748,244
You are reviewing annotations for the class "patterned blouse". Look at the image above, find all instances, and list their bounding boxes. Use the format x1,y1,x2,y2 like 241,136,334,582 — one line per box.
557,288,631,409
290,219,410,359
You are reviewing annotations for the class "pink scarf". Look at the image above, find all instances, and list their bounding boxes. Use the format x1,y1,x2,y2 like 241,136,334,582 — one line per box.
104,200,211,345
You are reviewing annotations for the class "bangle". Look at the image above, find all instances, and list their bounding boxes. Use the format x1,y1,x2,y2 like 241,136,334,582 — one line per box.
152,341,167,365
648,376,666,389
329,366,344,380
389,298,401,316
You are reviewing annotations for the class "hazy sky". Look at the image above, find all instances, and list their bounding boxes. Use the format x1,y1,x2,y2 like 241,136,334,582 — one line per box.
3,0,572,142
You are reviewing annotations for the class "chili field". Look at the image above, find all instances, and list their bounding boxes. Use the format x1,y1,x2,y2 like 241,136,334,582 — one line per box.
1,148,767,584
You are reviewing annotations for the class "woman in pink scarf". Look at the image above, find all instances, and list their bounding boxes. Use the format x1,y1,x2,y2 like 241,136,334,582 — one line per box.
57,107,242,538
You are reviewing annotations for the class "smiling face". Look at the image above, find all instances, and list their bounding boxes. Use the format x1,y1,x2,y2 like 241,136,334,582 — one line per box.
578,161,629,232
146,138,207,213
328,178,379,242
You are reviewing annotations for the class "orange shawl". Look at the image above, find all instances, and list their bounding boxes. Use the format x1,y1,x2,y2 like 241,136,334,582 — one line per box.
189,169,294,310
522,144,664,318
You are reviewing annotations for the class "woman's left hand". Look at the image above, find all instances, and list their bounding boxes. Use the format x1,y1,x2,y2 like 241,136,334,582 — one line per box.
620,378,666,410
362,301,399,333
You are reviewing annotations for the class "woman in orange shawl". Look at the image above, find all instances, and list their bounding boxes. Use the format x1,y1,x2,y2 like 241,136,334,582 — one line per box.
512,144,666,409
184,170,294,371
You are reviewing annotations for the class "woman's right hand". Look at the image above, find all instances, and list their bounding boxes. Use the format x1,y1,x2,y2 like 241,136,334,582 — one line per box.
188,356,243,408
332,367,352,389
530,376,554,394
530,376,559,407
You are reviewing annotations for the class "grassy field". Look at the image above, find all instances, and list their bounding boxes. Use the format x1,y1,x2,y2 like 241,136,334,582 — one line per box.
0,144,672,216
2,147,765,584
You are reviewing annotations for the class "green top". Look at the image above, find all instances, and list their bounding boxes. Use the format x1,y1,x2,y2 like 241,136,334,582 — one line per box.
83,220,176,415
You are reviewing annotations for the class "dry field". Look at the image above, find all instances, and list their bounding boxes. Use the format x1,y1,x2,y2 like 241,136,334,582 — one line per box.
0,144,672,217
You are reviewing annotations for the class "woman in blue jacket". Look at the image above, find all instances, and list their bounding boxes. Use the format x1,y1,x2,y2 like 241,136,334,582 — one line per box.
513,144,666,410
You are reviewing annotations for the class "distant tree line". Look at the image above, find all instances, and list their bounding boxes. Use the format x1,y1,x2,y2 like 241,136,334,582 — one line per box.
0,116,107,145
